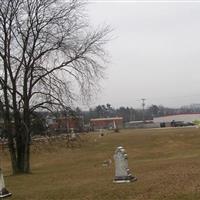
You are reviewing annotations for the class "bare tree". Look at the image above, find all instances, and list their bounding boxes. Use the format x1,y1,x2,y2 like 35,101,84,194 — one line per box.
0,0,111,174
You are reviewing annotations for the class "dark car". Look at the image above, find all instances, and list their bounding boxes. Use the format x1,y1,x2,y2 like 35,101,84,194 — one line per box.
173,121,185,127
172,121,195,127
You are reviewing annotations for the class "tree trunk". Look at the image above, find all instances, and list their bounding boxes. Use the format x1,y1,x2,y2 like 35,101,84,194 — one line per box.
10,85,31,174
7,116,31,174
23,115,31,173
6,128,18,174
14,123,30,174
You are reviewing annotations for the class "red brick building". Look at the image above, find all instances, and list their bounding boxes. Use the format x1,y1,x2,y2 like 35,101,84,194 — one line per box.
47,117,81,132
90,117,123,130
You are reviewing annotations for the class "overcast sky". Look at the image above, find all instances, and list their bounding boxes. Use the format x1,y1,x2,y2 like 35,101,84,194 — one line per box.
86,0,200,109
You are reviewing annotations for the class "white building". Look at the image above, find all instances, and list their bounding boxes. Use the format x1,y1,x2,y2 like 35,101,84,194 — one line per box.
153,113,200,123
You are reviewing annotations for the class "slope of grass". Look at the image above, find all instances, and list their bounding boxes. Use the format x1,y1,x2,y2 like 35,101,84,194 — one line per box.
2,127,200,200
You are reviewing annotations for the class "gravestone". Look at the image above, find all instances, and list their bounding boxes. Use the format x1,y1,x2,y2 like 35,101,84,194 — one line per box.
70,128,76,139
113,146,137,183
0,168,12,198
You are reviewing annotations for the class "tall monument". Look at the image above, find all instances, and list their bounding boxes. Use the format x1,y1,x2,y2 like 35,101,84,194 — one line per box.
113,146,137,183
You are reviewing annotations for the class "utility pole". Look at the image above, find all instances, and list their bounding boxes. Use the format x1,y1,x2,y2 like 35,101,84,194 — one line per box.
141,98,146,122
130,109,132,122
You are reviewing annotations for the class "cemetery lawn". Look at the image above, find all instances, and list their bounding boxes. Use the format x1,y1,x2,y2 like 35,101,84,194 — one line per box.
3,127,200,200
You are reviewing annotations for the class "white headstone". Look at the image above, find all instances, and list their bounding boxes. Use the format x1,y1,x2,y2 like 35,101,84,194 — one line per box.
113,121,116,129
70,128,76,139
0,168,12,198
113,146,137,183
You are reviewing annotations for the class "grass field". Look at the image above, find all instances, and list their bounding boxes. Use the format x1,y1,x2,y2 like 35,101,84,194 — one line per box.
2,127,200,200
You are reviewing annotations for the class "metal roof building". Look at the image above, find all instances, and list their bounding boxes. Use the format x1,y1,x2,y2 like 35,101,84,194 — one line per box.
153,113,200,123
90,117,123,130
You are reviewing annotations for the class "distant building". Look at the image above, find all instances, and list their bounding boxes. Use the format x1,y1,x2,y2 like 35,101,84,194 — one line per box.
47,117,82,132
153,113,200,127
125,120,159,129
90,117,123,130
153,113,200,123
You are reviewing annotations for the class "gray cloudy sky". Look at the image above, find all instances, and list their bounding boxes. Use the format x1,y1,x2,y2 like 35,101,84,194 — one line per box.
86,0,200,109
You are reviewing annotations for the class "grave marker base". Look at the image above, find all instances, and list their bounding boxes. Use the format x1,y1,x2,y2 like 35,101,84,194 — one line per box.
113,176,137,183
0,188,12,198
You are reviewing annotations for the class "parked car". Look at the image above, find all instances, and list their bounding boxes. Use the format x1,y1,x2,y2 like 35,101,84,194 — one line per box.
171,121,195,127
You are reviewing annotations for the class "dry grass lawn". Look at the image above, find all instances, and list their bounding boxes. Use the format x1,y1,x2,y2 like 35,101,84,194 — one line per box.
2,127,200,200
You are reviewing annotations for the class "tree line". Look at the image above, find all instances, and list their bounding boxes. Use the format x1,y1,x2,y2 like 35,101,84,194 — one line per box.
80,103,200,124
17,103,200,134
